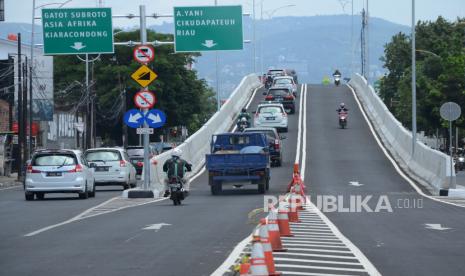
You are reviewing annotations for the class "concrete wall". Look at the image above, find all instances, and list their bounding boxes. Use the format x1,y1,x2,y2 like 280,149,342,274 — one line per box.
147,74,261,195
349,74,454,195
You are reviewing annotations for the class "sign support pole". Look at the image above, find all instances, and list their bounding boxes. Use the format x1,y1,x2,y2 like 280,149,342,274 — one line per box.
214,0,220,111
140,5,151,192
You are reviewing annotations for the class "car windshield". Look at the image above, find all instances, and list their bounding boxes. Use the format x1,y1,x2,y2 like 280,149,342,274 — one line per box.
259,106,282,114
33,154,76,166
126,148,144,156
86,150,121,161
269,89,290,97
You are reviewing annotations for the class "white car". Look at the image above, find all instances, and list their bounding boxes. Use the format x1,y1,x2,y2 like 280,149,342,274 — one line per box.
273,76,298,96
85,147,137,189
24,149,95,200
254,103,289,132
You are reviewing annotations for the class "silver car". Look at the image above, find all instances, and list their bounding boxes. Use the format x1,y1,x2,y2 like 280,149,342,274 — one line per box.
24,149,95,200
85,147,137,189
273,76,298,96
254,103,289,132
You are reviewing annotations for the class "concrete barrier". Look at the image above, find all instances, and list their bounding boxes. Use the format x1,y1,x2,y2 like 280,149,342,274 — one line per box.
146,74,261,195
349,74,454,195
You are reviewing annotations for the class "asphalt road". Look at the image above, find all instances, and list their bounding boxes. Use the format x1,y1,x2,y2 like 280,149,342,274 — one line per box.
0,85,302,276
305,84,465,275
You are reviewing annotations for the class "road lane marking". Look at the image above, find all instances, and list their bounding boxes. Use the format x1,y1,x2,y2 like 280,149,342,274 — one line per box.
277,271,358,276
301,84,308,180
0,185,21,191
347,84,465,208
274,257,364,266
283,243,348,249
295,84,306,165
275,264,367,273
274,252,359,260
210,234,252,276
24,197,167,237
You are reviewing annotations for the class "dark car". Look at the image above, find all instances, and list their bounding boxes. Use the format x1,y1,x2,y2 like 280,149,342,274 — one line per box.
263,87,296,114
126,146,157,177
244,127,285,166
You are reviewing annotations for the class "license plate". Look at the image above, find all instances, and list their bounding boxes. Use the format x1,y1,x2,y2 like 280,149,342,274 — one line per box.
46,172,62,177
96,167,109,172
266,117,275,120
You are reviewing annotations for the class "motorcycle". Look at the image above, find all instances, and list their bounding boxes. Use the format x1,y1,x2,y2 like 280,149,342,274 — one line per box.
457,156,465,171
334,74,341,86
338,111,348,129
237,117,249,132
265,77,273,89
168,176,187,205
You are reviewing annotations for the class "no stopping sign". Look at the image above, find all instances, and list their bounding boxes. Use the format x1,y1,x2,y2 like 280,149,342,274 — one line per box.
133,45,155,64
134,90,156,109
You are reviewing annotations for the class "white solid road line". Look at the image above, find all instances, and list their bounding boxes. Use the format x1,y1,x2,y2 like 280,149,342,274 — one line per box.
283,243,348,249
274,257,364,266
301,84,308,180
295,84,306,165
283,240,344,245
274,252,359,260
348,84,465,209
0,185,21,191
286,248,355,254
275,264,367,272
277,271,358,276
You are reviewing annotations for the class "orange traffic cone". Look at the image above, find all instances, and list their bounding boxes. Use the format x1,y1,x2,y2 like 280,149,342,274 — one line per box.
239,262,251,276
249,235,268,276
259,219,281,276
292,184,304,210
266,211,286,252
277,203,293,237
287,195,301,223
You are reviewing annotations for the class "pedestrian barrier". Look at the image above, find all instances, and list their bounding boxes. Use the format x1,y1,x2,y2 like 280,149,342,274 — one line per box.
349,74,454,194
145,74,261,195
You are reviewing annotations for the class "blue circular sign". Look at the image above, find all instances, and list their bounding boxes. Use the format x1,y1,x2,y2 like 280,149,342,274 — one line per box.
145,109,167,128
123,109,145,128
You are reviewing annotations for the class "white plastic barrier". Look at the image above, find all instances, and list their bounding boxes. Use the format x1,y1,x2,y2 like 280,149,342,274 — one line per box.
349,74,454,195
147,74,261,195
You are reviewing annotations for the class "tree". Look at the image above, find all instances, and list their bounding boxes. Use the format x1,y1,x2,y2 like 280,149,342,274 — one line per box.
54,29,216,145
378,17,465,138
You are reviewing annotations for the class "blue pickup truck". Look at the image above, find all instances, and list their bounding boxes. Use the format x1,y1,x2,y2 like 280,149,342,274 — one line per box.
206,132,271,195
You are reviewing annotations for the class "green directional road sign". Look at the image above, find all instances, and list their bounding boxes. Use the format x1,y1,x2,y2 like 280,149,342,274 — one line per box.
174,5,243,52
42,8,114,55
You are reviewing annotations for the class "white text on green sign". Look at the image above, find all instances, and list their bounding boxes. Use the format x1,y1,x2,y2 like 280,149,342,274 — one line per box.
174,6,243,52
42,8,114,55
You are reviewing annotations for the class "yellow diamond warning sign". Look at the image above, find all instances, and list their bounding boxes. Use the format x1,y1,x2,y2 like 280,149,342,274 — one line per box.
131,65,158,87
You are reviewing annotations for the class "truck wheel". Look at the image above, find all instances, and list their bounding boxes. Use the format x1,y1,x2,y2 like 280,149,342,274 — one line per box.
210,176,222,195
211,182,222,195
258,178,266,194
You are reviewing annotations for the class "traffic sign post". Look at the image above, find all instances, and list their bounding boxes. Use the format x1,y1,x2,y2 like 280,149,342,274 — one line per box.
440,102,461,190
131,65,158,87
133,45,155,64
174,5,243,52
42,8,114,55
134,90,156,109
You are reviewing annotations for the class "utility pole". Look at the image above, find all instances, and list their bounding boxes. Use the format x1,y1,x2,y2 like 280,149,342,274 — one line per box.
361,9,367,78
122,88,128,148
411,0,417,154
16,33,23,180
22,57,28,164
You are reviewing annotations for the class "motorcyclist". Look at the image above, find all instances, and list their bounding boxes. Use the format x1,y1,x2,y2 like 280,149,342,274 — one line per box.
265,74,273,88
336,103,349,113
162,148,192,197
333,69,341,77
237,108,251,128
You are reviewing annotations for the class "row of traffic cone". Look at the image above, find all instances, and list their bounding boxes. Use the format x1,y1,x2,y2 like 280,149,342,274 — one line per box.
241,163,307,276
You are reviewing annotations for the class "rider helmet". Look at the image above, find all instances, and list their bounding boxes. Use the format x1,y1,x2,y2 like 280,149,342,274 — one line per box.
172,148,182,158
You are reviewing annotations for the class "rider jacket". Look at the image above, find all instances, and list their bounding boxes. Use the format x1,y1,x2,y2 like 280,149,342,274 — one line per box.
163,157,192,179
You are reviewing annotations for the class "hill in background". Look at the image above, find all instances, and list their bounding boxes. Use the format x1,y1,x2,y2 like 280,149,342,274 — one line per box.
0,15,409,99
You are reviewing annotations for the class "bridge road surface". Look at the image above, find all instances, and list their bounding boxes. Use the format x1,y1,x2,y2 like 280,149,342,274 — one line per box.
0,85,303,276
305,84,465,275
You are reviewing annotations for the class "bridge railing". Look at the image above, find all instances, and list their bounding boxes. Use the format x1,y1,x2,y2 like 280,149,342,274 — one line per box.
349,74,454,195
147,74,261,195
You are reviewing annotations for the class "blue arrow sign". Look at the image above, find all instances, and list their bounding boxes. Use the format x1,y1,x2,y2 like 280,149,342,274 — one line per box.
145,109,167,128
123,109,145,128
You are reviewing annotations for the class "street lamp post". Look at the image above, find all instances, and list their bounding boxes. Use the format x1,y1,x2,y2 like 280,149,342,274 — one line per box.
412,0,417,155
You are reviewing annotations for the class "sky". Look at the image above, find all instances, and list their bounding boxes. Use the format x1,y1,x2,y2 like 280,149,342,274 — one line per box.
4,0,465,27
